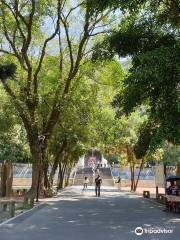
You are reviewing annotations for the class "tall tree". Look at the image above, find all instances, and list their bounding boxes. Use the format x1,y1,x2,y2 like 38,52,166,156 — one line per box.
92,0,180,155
46,59,124,190
0,0,111,196
0,87,31,197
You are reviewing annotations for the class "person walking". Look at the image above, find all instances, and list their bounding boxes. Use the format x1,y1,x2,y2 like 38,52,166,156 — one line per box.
95,175,102,197
83,176,89,191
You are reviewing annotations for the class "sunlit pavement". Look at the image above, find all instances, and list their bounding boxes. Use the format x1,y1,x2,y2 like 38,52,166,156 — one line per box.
0,186,179,240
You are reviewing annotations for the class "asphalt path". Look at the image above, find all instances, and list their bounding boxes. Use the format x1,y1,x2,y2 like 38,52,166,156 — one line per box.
0,186,179,240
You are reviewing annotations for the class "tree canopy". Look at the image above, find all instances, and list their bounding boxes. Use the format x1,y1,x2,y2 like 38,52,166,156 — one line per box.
92,0,180,157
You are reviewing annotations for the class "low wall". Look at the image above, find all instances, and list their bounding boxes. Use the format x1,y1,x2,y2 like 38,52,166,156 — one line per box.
121,179,156,188
13,178,32,188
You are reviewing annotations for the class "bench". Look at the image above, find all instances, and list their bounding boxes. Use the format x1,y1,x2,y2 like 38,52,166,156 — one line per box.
165,195,180,213
0,196,34,219
143,191,150,198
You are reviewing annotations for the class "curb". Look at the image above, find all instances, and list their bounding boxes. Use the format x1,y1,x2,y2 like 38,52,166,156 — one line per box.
142,197,167,211
0,202,47,227
0,187,71,227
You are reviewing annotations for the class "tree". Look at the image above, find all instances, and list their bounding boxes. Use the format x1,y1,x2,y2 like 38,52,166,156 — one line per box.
91,0,180,159
78,59,146,191
0,1,111,196
163,145,180,166
46,59,124,190
89,0,180,27
0,87,31,197
46,71,97,190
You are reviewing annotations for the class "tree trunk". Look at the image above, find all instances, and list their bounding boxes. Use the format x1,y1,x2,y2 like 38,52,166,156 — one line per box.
65,167,71,187
176,163,180,186
130,163,135,191
134,158,144,192
43,161,49,190
1,161,7,197
126,145,135,191
62,164,67,187
48,160,59,189
58,162,66,190
48,141,67,190
6,161,13,197
0,161,13,197
0,163,1,196
27,138,45,197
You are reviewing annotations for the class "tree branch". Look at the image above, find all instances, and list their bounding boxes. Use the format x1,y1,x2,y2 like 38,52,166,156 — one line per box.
43,4,108,144
63,6,91,94
64,1,85,21
88,30,110,37
33,0,61,96
0,49,16,56
0,79,31,130
21,0,35,54
0,6,26,69
58,27,63,74
60,14,74,77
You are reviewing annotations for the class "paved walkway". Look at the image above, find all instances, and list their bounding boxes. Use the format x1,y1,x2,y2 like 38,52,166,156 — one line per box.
0,186,179,240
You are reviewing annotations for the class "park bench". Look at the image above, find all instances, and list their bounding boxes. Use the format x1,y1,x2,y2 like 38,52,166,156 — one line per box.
0,196,34,220
143,191,150,198
0,199,15,217
165,195,180,213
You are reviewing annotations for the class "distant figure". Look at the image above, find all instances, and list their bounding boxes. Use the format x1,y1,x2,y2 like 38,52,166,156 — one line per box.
95,175,102,197
83,177,89,191
171,183,179,196
166,182,178,195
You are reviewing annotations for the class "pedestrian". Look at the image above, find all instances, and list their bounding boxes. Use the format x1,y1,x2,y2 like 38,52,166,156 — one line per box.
95,175,102,197
96,168,100,174
83,176,89,191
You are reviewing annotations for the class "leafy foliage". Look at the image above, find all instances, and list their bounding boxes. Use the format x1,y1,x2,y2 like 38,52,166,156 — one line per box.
92,0,180,156
163,145,180,164
0,63,16,80
0,88,31,163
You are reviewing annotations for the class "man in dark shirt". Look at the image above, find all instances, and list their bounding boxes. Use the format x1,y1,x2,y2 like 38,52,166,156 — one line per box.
95,175,102,197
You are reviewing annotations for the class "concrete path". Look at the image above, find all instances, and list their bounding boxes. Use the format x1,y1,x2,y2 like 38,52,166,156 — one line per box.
0,186,179,240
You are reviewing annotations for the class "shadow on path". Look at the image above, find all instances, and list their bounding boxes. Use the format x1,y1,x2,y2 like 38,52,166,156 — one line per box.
0,187,179,240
